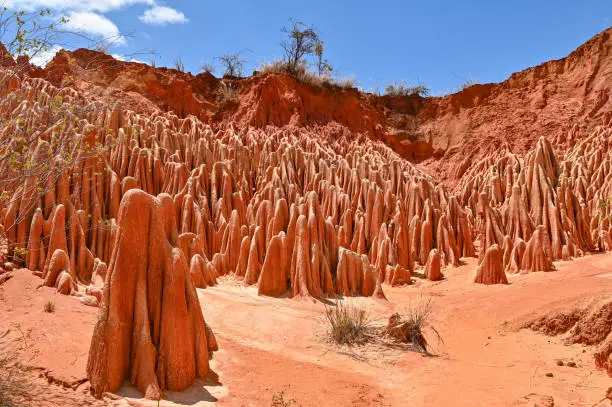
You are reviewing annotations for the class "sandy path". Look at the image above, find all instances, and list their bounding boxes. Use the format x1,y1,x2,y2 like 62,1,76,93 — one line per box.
199,254,612,406
0,252,611,406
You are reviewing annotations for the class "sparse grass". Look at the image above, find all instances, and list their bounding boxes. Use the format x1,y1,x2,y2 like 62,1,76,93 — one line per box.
217,82,239,104
332,76,357,90
173,57,185,73
43,300,55,313
325,301,371,345
0,336,32,407
384,81,430,97
260,60,356,90
460,78,477,90
200,62,216,75
384,296,442,354
0,350,30,406
271,390,300,407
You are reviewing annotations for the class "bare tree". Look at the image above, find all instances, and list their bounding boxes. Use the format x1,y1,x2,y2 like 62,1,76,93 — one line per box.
280,19,320,74
200,62,215,75
215,52,246,78
173,56,185,72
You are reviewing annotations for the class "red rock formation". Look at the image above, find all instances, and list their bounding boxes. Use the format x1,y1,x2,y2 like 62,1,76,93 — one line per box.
474,244,508,285
521,226,554,273
257,233,288,297
86,190,217,400
424,249,443,281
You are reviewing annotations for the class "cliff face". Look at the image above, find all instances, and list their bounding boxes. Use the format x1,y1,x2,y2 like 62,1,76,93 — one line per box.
23,27,612,186
416,27,612,185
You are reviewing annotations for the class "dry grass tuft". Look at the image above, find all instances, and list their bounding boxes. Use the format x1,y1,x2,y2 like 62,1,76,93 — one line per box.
217,82,239,105
384,296,441,354
325,301,371,345
0,344,31,406
43,300,55,313
271,390,300,407
384,81,430,97
260,60,356,90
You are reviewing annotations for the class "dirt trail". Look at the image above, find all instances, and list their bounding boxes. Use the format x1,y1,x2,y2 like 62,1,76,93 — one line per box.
197,253,612,407
1,251,611,406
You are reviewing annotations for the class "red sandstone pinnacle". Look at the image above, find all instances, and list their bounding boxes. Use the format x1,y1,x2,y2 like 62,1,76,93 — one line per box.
521,225,554,273
86,189,217,400
424,249,443,281
257,233,288,297
474,244,508,285
506,238,527,274
42,204,69,280
190,254,217,289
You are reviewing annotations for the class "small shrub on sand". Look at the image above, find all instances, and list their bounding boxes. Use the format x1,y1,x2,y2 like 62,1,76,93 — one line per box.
0,346,31,406
43,300,55,313
271,390,300,407
325,301,371,345
384,297,441,354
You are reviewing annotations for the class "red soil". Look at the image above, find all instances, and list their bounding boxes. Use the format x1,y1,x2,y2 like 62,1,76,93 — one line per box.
2,249,612,406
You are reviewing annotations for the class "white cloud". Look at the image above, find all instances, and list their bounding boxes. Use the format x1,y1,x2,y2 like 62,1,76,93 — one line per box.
65,11,127,46
139,6,187,26
29,45,63,67
5,0,154,13
111,54,146,64
5,0,188,51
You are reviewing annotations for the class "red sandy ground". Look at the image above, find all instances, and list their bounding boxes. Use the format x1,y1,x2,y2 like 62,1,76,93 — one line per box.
1,248,611,406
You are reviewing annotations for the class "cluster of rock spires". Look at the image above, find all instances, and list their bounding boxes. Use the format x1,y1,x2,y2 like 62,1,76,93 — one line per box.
2,61,612,397
0,69,480,303
458,120,612,284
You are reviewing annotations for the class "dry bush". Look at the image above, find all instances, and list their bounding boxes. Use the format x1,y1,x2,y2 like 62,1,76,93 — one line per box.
331,76,357,90
0,341,32,406
271,390,300,407
260,60,324,86
43,300,55,313
260,60,355,90
173,57,185,73
384,81,430,97
217,82,238,104
460,78,477,90
216,52,246,78
325,301,371,345
200,62,215,75
385,297,441,354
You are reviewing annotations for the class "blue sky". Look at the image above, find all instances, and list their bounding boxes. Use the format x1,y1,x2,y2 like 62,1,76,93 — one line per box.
8,0,612,95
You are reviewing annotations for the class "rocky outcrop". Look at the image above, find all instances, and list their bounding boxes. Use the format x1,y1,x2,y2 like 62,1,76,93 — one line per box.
474,244,508,285
86,190,217,400
424,249,443,281
525,298,612,377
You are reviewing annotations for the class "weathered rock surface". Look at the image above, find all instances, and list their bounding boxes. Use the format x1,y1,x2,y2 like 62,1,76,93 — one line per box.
86,190,217,400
